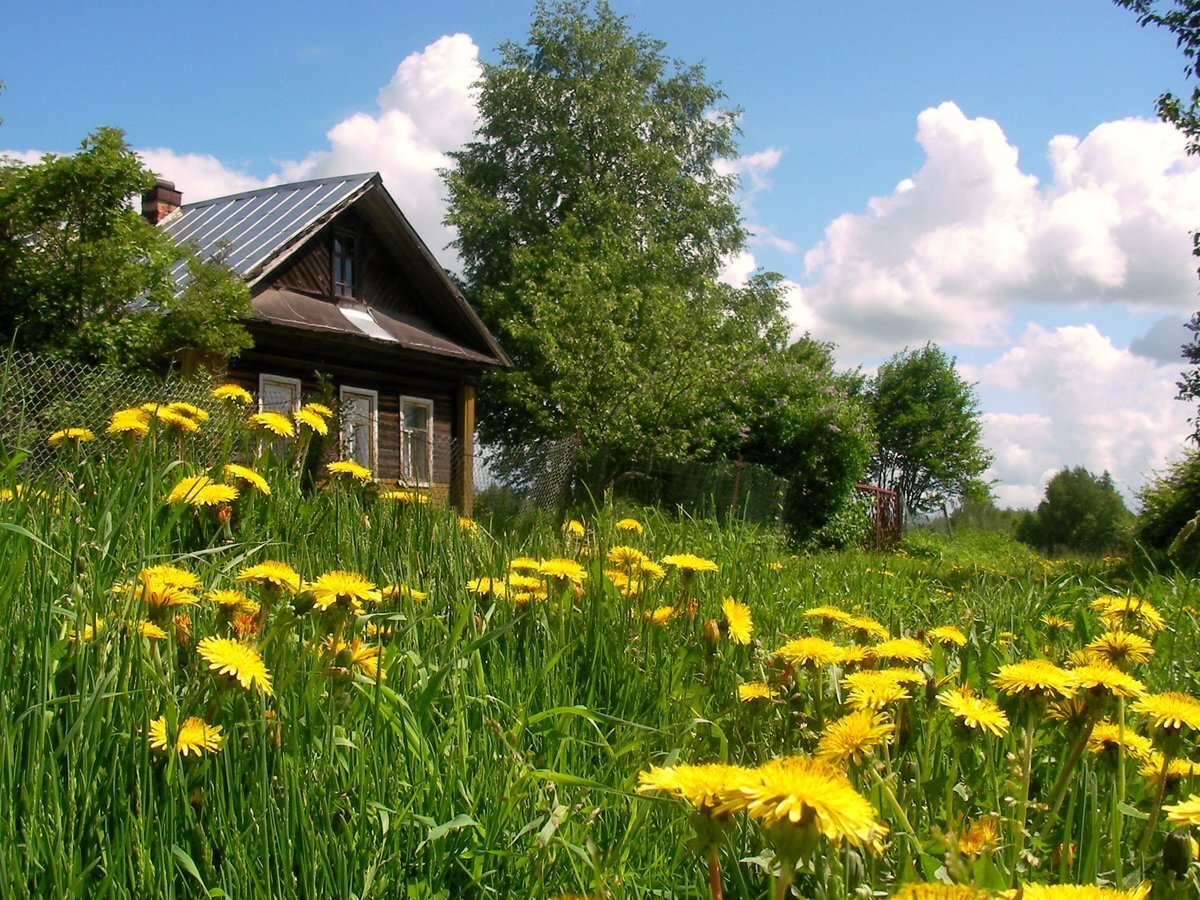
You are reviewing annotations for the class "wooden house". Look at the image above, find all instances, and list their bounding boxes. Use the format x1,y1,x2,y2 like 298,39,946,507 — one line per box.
146,173,510,512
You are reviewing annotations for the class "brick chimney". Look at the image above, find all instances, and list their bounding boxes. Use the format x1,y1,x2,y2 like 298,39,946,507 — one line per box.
142,178,182,225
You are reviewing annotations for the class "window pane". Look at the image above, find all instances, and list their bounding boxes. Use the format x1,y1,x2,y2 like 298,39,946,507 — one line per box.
261,381,297,414
341,395,373,469
401,400,432,484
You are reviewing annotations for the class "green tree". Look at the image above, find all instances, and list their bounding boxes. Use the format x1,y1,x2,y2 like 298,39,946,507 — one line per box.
714,336,874,540
0,127,250,369
443,0,787,478
1135,449,1200,570
868,343,993,520
1015,466,1133,555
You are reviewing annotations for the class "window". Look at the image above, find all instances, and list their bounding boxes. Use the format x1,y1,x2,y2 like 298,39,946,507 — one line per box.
340,386,378,473
400,396,434,486
258,373,301,414
333,232,357,298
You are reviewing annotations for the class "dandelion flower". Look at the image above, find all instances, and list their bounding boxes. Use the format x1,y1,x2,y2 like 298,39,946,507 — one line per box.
236,560,301,594
957,815,1000,858
991,659,1076,700
608,545,648,569
509,557,540,572
135,620,169,641
294,408,329,435
197,637,272,695
206,588,256,614
804,605,852,625
937,686,1010,737
166,475,238,508
47,427,95,447
1088,720,1155,761
466,576,506,598
871,636,931,663
130,567,200,612
322,635,383,681
1092,594,1165,635
107,407,151,437
1067,662,1146,700
300,402,333,419
1085,631,1155,668
776,635,841,668
841,670,913,711
165,402,210,423
927,625,967,647
562,519,585,538
326,460,372,483
834,644,873,667
1042,614,1073,634
68,617,104,643
1130,692,1200,734
1140,753,1200,787
637,762,755,812
816,709,895,766
382,583,428,603
149,715,224,757
661,553,719,574
646,605,675,626
458,516,479,533
893,885,991,899
247,411,294,438
1020,884,1150,899
212,384,252,405
615,517,644,535
538,558,587,586
840,615,890,642
637,559,666,580
381,489,428,504
717,756,888,850
738,682,778,703
1164,794,1200,828
308,570,382,613
722,598,753,645
223,464,270,496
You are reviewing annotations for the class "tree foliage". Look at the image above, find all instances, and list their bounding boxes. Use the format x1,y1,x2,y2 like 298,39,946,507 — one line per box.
1135,449,1200,570
1015,466,1133,556
444,0,787,474
868,343,993,519
0,127,251,369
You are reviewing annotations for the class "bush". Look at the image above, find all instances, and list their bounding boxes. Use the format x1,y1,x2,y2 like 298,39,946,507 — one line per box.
1135,449,1200,572
1015,466,1132,556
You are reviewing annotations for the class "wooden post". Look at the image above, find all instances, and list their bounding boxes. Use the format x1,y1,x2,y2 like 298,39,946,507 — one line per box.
452,384,475,515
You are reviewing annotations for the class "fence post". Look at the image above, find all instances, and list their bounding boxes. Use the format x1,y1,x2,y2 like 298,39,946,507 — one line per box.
729,454,745,518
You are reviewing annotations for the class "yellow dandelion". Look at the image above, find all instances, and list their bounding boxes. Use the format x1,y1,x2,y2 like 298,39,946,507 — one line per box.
834,644,873,666
300,402,333,419
322,635,383,681
165,402,210,423
466,576,507,598
1140,753,1200,787
1131,692,1200,733
957,815,1000,858
247,411,294,438
68,617,104,643
130,568,200,611
738,682,778,703
458,516,479,533
1067,661,1146,699
927,625,967,647
722,598,753,645
106,407,151,437
637,762,755,812
382,583,428,603
236,560,301,594
607,545,649,568
562,519,585,538
841,670,913,711
1085,630,1155,668
206,588,256,614
294,408,329,435
717,756,888,850
1020,883,1149,898
1088,719,1155,761
148,715,224,757
840,615,890,642
165,475,239,508
937,686,1010,737
646,605,675,626
871,636,931,663
1092,594,1165,635
816,709,895,766
509,557,540,572
893,885,991,899
538,558,587,586
637,559,666,580
776,635,841,668
211,384,252,405
1042,614,1073,634
804,605,851,624
308,570,382,612
196,637,273,695
135,620,169,641
1165,794,1200,828
381,489,429,504
615,517,644,535
326,460,372,483
661,553,719,574
223,464,270,496
47,427,95,447
991,658,1076,700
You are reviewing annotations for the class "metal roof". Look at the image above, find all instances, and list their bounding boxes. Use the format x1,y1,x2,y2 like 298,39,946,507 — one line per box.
161,173,375,290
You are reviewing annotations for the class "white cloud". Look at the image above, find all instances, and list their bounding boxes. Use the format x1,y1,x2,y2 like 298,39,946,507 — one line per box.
978,323,1192,507
795,102,1200,357
136,150,273,201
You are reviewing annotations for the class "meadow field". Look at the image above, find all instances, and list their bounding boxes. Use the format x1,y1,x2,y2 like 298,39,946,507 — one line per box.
0,390,1197,898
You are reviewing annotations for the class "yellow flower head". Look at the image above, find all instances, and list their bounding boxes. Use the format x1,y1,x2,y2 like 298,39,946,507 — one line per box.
1085,630,1155,668
1092,594,1165,635
607,545,649,569
1020,883,1150,899
206,588,257,614
538,558,588,585
614,517,644,535
152,406,201,433
721,598,753,645
816,709,895,767
871,636,931,663
893,885,991,899
1067,662,1146,700
509,557,541,573
717,756,888,850
236,560,301,594
1164,794,1200,828
196,637,273,695
646,605,675,626
839,615,890,643
136,621,169,641
661,553,719,575
166,475,239,508
383,583,428,603
991,658,1076,700
956,815,1001,859
247,411,294,438
562,518,585,538
1130,691,1200,734
1088,719,1154,761
841,670,914,711
777,635,841,669
300,402,333,419
47,427,95,447
804,605,852,625
130,567,200,611
294,408,329,435
308,570,382,613
381,489,429,504
148,716,224,757
937,686,1010,737
927,625,967,647
106,407,151,437
322,635,383,681
637,762,755,812
326,460,372,483
466,576,507,598
211,384,253,405
223,464,270,496
165,402,210,423
1042,614,1073,634
68,617,104,643
458,516,479,533
738,682,778,703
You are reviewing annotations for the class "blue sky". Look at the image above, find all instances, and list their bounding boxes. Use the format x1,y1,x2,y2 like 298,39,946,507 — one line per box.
4,1,1198,506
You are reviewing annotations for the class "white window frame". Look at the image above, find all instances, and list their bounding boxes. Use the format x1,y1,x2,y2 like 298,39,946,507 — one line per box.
399,395,435,487
258,373,302,414
339,386,379,475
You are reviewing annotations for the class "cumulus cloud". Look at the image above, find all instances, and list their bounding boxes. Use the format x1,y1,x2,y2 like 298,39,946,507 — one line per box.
795,102,1200,357
137,150,273,200
977,323,1192,507
1130,314,1191,364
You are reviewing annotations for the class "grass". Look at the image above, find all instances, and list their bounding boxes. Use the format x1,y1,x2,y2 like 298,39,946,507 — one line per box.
0,398,1196,897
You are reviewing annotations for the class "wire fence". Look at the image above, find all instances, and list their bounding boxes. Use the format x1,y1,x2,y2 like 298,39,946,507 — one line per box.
0,350,900,549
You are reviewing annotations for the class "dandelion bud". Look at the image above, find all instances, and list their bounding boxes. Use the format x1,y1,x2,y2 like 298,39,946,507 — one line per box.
1164,829,1193,879
703,619,721,646
215,505,233,526
291,590,316,616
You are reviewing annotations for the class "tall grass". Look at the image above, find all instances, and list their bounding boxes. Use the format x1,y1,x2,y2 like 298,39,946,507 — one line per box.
0,400,1196,897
